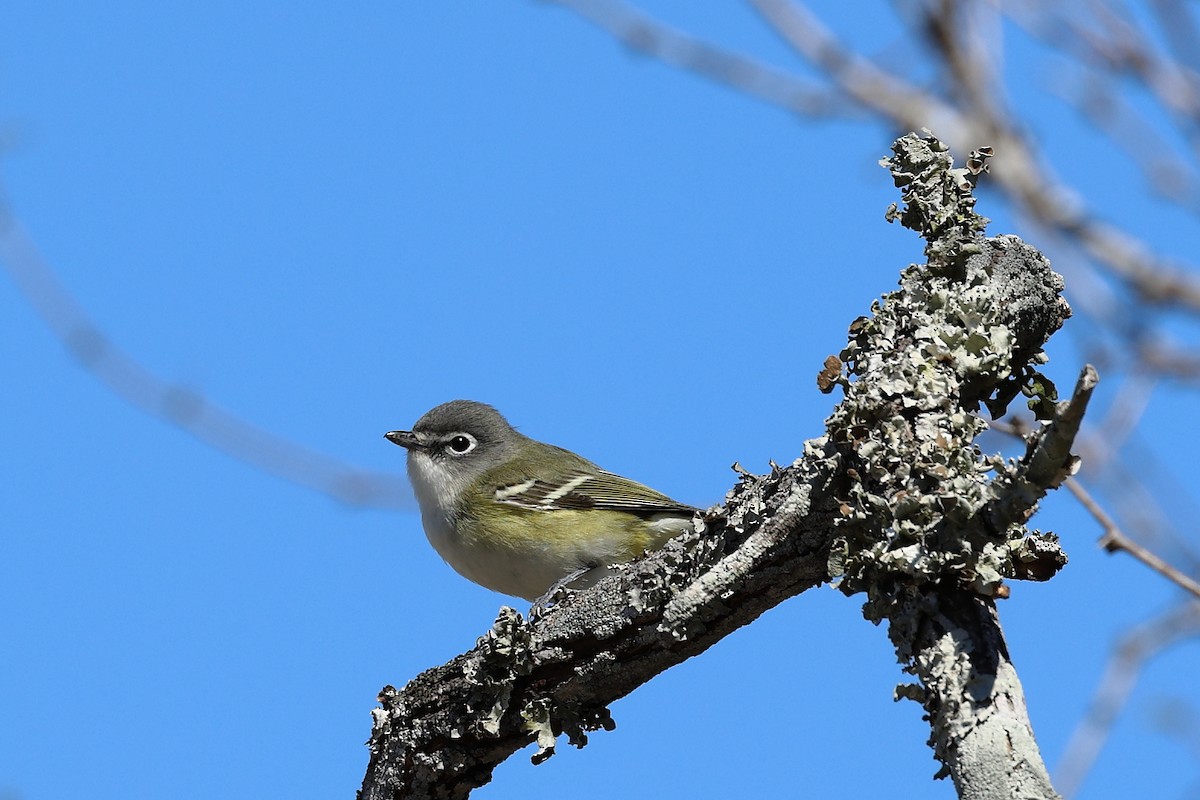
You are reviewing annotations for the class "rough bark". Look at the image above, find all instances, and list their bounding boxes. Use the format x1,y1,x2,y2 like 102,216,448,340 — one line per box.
359,133,1080,800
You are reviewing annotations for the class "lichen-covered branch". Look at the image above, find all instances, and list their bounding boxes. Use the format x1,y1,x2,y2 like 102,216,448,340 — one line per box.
359,133,1081,800
828,133,1075,800
359,462,838,800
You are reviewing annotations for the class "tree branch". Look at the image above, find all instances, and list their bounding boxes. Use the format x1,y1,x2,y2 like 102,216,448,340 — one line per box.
359,133,1077,800
359,463,835,799
1066,478,1200,600
544,0,850,118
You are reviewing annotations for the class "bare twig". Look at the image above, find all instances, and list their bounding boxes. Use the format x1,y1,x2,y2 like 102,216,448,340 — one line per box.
1020,366,1097,489
1066,477,1200,599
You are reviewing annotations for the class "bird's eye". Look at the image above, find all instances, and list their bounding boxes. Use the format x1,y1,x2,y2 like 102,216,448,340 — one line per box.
447,434,475,455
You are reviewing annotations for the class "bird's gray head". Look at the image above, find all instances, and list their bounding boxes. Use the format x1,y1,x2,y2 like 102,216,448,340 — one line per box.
386,400,524,512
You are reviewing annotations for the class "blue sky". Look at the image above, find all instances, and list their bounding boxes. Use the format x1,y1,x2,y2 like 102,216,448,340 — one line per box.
2,4,1198,799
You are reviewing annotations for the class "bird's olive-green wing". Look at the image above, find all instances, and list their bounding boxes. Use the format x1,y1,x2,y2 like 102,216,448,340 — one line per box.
482,443,694,516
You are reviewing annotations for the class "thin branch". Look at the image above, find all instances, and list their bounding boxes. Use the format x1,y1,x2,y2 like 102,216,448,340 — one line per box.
749,0,965,136
916,0,1003,114
994,407,1200,598
545,0,851,118
1046,67,1200,209
756,0,1200,313
1150,0,1200,78
1065,477,1200,599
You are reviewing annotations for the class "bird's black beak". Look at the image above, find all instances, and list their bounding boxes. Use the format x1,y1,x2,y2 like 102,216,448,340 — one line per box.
385,430,423,450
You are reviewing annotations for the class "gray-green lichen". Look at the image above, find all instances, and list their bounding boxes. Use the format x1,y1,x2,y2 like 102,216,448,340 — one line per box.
463,608,534,739
460,606,620,766
804,132,1076,797
820,132,1072,620
883,133,990,271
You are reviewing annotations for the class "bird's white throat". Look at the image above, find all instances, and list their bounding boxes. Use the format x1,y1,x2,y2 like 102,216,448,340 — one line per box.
406,450,469,518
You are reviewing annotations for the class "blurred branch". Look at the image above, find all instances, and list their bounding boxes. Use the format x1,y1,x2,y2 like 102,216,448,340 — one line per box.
748,0,963,133
1055,600,1200,798
1046,69,1200,209
554,0,1200,320
0,197,412,509
545,0,851,117
1002,0,1200,154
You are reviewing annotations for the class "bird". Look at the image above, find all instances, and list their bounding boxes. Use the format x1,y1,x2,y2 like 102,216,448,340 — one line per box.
386,400,696,601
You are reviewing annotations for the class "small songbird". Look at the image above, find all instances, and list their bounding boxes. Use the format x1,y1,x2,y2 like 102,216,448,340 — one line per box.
386,400,696,601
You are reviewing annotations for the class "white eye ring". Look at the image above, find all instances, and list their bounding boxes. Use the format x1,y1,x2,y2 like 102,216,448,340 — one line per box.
445,433,477,456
